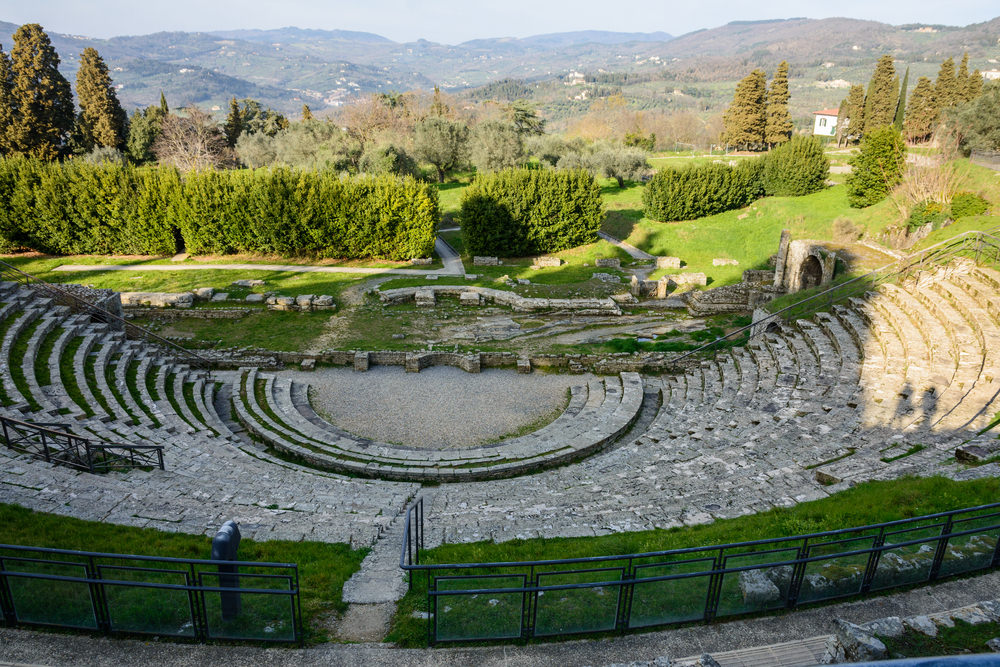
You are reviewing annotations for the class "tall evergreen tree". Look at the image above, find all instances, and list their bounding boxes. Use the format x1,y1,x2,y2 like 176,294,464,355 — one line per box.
764,60,793,147
863,55,898,134
73,47,127,153
0,45,12,155
966,70,984,101
723,69,767,150
934,57,958,110
159,91,168,115
834,97,849,147
223,96,243,147
893,66,909,130
301,104,313,121
8,23,74,160
430,85,449,117
956,53,971,101
126,105,166,164
842,84,866,144
903,76,937,143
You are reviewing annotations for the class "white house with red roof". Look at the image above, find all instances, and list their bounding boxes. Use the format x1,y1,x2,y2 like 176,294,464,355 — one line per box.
812,108,839,137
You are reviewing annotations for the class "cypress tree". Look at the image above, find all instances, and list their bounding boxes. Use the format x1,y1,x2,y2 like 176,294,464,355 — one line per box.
863,55,898,134
8,24,75,160
223,96,243,147
159,91,168,115
764,60,793,147
834,97,849,147
301,104,313,121
723,69,767,151
893,66,908,130
956,53,971,102
0,46,12,155
843,84,866,144
966,70,983,101
934,57,958,110
73,47,127,152
903,76,937,143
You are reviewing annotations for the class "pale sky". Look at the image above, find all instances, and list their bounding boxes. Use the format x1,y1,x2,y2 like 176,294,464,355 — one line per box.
1,0,997,43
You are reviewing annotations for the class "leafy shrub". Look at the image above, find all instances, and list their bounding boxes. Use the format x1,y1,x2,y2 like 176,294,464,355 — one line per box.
642,160,763,222
0,157,438,259
761,135,829,196
950,191,990,219
461,168,603,256
846,126,906,208
906,200,949,230
832,217,862,243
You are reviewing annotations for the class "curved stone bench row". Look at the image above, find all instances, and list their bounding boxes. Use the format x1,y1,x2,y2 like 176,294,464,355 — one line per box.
377,284,622,315
231,367,645,481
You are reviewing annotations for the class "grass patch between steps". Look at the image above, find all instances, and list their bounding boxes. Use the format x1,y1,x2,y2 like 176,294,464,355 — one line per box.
183,380,217,436
144,363,160,402
10,318,43,412
105,354,140,423
880,443,926,463
387,476,1000,647
84,346,114,417
34,326,63,387
0,503,366,644
59,337,94,417
126,360,159,427
880,619,1000,659
0,311,23,406
164,372,195,431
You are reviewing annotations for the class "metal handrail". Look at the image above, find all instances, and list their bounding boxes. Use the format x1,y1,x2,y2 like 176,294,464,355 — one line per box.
0,259,210,368
666,226,1000,365
0,415,165,473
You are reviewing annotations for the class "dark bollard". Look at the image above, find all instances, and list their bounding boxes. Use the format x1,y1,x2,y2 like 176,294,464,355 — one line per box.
212,520,242,621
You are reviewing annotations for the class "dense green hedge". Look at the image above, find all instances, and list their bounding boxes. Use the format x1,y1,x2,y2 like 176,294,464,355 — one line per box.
643,138,830,222
642,160,764,222
461,168,603,256
0,157,438,259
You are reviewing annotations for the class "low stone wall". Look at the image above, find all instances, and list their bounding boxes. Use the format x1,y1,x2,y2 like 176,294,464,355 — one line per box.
377,284,621,315
124,308,252,320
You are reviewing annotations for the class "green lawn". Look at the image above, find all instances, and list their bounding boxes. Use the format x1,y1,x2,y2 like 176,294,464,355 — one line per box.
881,620,1000,658
135,310,336,352
0,503,366,643
388,476,1000,646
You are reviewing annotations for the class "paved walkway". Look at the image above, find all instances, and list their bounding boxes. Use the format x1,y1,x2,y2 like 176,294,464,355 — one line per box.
1,570,997,666
52,236,466,278
597,230,655,260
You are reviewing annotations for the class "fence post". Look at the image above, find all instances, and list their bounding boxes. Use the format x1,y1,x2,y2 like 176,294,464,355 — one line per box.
0,556,14,626
861,528,886,593
929,515,954,581
87,555,111,634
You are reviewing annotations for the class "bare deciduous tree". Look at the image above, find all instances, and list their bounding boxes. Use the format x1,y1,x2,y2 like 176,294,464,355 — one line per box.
153,107,232,171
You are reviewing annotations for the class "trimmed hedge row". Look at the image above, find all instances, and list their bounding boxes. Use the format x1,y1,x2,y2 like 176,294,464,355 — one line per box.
0,157,438,259
642,136,829,222
461,168,604,257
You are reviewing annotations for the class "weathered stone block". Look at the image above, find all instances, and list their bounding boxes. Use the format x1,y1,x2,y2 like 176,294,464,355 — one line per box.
409,257,433,265
232,279,265,288
120,292,194,309
532,256,561,268
595,257,621,269
295,294,314,310
459,291,481,306
211,292,230,302
300,358,316,372
738,569,780,606
273,296,295,311
414,289,436,307
192,287,215,301
473,256,500,266
667,272,707,286
656,256,681,269
712,258,739,266
313,295,336,310
516,357,532,374
245,293,264,303
353,351,370,372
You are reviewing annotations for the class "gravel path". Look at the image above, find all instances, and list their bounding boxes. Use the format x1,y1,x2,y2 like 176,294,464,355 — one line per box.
280,366,593,449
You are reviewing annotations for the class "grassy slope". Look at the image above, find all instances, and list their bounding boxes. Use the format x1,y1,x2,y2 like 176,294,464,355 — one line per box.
388,476,1000,646
0,503,366,642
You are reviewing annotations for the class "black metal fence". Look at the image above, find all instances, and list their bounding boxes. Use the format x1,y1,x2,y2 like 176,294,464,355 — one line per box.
0,543,302,644
0,259,210,369
668,227,1000,366
400,499,1000,644
0,416,164,473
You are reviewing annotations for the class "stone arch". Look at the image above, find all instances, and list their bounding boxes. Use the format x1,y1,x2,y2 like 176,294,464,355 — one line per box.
798,254,824,290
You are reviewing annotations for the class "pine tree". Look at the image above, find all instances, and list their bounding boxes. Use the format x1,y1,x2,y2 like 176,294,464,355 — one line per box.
7,23,75,160
223,96,243,147
0,45,12,155
73,47,127,153
723,69,767,151
863,55,898,134
966,70,984,101
301,104,313,121
956,53,971,102
893,66,909,130
934,57,958,110
903,76,937,143
764,60,793,147
159,91,168,115
843,84,866,144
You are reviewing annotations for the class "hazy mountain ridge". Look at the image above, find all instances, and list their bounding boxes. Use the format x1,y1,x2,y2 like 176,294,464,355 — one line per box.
0,17,997,117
